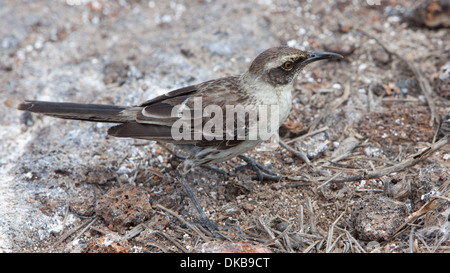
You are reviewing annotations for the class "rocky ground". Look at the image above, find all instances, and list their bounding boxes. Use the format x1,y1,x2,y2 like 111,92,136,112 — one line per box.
0,0,449,253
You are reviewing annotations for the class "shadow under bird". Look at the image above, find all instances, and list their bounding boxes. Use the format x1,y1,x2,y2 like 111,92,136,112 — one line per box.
18,46,343,230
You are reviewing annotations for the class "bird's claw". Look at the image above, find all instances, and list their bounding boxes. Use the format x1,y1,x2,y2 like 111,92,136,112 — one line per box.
235,155,281,182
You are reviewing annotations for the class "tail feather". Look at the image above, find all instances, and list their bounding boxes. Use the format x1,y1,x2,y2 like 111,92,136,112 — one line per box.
17,100,134,123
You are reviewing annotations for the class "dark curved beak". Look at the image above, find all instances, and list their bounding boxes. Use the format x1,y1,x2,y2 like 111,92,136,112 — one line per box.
302,51,343,65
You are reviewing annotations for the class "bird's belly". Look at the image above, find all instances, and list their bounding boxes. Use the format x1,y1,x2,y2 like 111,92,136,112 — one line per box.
194,140,263,165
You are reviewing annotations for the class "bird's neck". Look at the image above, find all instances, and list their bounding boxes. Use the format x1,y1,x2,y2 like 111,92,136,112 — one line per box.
240,72,293,98
240,72,293,125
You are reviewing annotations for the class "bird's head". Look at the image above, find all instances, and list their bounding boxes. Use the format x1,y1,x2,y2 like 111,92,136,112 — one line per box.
246,46,343,86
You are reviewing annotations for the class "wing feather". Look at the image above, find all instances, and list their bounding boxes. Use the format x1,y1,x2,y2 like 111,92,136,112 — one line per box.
109,76,254,150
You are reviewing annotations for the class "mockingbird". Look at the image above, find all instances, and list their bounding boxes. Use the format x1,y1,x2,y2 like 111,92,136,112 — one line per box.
18,46,343,230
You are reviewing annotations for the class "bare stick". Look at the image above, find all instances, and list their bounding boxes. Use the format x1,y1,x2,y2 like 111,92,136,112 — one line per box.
326,212,345,253
155,204,209,242
285,126,329,144
305,197,318,234
279,139,310,164
321,136,448,183
258,216,285,250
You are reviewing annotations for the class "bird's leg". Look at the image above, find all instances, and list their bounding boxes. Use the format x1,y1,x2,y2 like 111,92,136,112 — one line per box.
162,141,276,181
235,154,281,182
176,170,218,233
158,142,228,175
156,142,185,159
201,165,229,175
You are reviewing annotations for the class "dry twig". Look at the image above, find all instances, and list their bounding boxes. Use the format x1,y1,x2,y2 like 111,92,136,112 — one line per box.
285,126,329,144
394,177,450,238
155,204,210,242
320,136,449,183
326,212,345,253
258,216,285,250
279,139,310,164
55,216,97,248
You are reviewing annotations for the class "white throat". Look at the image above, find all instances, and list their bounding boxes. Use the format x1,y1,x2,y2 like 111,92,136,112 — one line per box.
241,74,294,126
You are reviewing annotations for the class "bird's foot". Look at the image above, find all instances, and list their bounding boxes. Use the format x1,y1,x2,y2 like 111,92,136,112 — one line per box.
235,155,281,181
197,217,219,233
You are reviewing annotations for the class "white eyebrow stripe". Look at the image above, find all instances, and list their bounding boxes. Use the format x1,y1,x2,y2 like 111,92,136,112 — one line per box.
264,55,299,70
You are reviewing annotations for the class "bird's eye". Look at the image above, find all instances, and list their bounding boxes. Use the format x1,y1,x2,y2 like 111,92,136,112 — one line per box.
282,61,293,71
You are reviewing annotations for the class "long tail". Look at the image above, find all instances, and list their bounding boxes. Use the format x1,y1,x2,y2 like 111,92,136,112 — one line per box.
17,100,134,123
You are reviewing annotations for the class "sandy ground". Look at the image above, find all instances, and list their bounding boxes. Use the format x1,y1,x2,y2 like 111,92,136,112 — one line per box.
0,0,449,252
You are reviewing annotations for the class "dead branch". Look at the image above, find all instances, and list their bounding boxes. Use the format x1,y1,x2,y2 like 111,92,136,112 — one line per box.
155,204,210,242
393,177,450,238
320,136,449,183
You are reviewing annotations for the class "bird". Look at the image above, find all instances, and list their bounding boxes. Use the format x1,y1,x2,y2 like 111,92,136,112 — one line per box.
18,46,343,230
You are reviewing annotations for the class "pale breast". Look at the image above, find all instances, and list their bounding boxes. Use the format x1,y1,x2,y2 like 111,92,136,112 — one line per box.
247,81,293,127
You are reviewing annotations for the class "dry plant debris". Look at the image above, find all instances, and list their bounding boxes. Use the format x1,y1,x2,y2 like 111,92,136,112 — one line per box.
2,0,449,253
